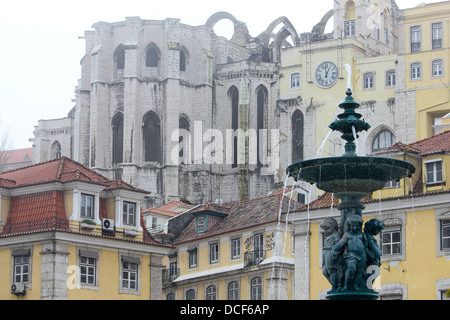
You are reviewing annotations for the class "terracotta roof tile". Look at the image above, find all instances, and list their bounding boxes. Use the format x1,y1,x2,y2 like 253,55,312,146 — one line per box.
173,194,303,244
1,190,69,235
374,131,450,156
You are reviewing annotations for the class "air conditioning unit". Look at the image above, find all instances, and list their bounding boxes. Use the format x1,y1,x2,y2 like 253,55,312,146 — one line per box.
102,218,115,232
11,283,26,296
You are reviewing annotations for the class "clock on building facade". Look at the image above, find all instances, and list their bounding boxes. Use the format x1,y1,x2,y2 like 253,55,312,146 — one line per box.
315,61,338,88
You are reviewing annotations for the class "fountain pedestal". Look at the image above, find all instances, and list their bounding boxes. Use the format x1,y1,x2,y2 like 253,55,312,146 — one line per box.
287,89,415,300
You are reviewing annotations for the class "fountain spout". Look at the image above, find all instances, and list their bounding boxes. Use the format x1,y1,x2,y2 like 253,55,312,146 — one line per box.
328,89,371,156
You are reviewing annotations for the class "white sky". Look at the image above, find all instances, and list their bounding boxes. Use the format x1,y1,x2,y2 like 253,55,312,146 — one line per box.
0,0,443,150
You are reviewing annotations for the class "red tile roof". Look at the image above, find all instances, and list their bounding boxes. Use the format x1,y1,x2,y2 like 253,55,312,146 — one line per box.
143,201,194,218
0,156,149,194
1,148,32,165
1,190,69,236
173,194,304,244
374,131,450,156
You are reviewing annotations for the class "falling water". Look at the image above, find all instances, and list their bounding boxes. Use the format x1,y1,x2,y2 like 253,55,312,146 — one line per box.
316,130,333,159
352,125,359,155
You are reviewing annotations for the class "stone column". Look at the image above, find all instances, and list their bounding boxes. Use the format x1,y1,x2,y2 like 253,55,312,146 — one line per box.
40,241,70,300
149,254,165,300
294,223,311,300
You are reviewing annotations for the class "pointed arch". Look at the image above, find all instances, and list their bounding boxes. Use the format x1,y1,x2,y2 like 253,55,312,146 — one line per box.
256,85,268,167
292,109,304,163
145,43,160,68
229,86,239,168
112,112,124,165
143,111,162,163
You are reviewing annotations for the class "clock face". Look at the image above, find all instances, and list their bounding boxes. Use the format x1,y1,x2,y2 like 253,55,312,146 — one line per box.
315,62,338,88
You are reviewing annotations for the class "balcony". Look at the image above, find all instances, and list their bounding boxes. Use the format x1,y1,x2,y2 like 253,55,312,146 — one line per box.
244,250,266,267
162,268,180,285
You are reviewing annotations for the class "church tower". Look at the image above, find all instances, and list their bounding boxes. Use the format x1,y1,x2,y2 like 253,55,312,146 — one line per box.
333,0,399,55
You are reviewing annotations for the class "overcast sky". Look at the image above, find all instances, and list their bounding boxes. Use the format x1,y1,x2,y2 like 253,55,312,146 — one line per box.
0,0,443,150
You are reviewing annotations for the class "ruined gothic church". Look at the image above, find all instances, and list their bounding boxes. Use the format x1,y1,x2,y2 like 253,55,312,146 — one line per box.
32,1,401,208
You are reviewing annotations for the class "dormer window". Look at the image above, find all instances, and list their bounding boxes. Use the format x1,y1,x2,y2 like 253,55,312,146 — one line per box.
81,194,95,219
123,201,136,226
196,216,206,234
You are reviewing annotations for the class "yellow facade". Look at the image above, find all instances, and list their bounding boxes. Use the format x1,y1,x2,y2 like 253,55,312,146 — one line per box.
400,1,450,140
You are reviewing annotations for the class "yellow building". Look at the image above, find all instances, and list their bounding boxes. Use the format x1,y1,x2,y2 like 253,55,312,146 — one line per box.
162,194,302,300
0,157,171,300
398,1,450,141
291,131,450,300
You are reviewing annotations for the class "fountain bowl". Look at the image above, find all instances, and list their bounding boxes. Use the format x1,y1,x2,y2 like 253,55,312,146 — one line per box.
287,156,416,195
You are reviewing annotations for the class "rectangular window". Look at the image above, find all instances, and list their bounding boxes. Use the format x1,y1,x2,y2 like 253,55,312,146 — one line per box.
432,59,444,77
382,230,402,255
290,72,301,89
345,20,355,37
123,202,136,226
80,256,97,285
231,238,241,260
426,160,443,184
411,63,421,80
384,28,389,44
441,221,450,250
410,26,421,52
432,22,443,49
373,23,380,40
364,73,374,89
188,248,198,269
122,261,138,290
13,255,30,283
386,70,396,87
81,194,94,219
196,216,206,234
210,243,219,264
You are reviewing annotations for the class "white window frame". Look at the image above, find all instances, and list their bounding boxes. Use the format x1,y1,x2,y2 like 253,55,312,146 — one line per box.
381,215,407,263
432,22,443,50
425,159,443,185
209,242,220,265
432,59,444,78
250,276,263,300
231,238,241,260
410,62,422,80
363,72,375,90
80,193,95,220
290,72,301,90
410,25,421,52
386,70,396,87
119,255,141,295
78,249,99,290
188,248,198,269
123,201,136,226
345,20,355,37
228,281,240,300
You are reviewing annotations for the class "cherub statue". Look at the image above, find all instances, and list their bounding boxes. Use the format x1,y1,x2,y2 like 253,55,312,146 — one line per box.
320,218,341,291
363,218,385,286
332,214,366,292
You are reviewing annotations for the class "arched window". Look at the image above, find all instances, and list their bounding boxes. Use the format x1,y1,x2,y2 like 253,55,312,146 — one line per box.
372,130,395,152
146,46,159,68
143,112,161,163
292,110,304,163
179,115,191,164
51,141,62,159
114,45,125,70
250,277,262,300
364,72,375,90
186,289,196,300
180,50,186,72
206,285,217,300
228,281,239,300
257,86,268,168
112,113,124,165
230,86,239,168
166,292,175,300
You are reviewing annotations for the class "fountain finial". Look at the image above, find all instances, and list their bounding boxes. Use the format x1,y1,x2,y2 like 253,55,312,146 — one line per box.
329,89,371,156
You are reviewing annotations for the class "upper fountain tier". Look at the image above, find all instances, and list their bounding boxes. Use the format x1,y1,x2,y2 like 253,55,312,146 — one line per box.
287,89,416,195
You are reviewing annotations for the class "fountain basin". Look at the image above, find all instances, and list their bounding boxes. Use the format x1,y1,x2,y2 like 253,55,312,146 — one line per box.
287,156,416,194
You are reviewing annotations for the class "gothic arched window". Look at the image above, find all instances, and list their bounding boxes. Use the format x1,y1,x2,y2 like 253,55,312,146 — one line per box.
179,115,191,164
229,86,239,168
257,86,268,167
143,112,162,163
114,45,125,70
292,110,304,163
112,113,124,165
146,46,159,68
51,141,62,160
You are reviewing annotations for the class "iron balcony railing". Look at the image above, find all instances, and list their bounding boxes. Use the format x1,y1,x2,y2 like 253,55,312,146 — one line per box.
244,250,266,267
162,268,180,284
